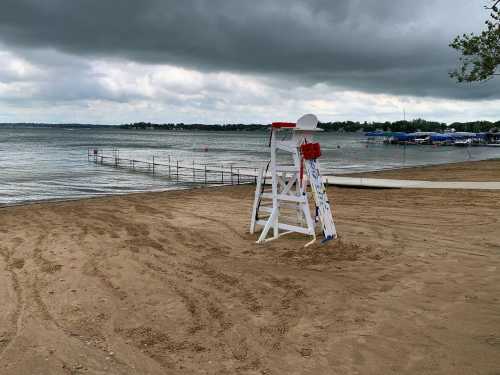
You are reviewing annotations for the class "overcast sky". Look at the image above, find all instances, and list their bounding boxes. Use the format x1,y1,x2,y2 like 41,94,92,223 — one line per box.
0,0,498,124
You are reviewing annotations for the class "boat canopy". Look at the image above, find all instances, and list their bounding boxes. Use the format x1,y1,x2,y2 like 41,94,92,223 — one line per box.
430,134,454,141
407,132,438,137
366,131,487,141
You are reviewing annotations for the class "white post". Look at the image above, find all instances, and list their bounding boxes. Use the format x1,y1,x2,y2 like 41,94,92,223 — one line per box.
270,131,279,239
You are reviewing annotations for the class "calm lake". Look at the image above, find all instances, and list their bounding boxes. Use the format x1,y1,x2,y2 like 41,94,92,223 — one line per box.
1,126,499,205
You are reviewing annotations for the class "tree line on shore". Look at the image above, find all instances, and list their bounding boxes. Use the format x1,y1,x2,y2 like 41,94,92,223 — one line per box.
1,119,498,133
120,119,500,133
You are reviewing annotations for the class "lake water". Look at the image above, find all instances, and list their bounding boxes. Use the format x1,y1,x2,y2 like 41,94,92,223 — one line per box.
1,127,499,205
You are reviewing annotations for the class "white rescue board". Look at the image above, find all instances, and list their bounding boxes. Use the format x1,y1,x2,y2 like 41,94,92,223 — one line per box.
304,158,337,241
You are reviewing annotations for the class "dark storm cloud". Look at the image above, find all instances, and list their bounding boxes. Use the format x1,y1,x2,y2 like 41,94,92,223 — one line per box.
0,0,497,99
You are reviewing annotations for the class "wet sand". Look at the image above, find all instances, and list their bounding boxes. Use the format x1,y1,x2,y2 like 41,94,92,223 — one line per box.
0,160,499,374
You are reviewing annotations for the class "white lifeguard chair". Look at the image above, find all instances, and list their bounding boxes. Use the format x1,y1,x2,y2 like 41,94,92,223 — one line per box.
250,114,337,246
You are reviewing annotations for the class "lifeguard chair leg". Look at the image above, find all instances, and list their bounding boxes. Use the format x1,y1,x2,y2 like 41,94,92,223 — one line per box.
250,166,265,234
257,208,278,243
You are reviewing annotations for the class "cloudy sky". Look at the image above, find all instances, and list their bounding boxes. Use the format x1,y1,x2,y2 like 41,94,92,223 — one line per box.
0,0,498,124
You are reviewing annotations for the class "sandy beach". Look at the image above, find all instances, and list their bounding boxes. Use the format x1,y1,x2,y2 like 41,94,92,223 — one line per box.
348,158,500,181
1,160,499,374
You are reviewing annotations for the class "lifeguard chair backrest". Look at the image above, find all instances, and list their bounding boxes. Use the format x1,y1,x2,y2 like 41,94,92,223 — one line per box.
296,114,318,130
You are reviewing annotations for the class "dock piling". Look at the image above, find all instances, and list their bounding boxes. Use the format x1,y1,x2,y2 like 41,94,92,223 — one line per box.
87,148,255,186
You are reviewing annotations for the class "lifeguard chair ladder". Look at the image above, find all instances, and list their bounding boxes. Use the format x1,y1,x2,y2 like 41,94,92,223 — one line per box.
250,114,337,246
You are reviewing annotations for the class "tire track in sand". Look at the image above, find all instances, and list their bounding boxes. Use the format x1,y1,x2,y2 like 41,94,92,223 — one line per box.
0,243,24,360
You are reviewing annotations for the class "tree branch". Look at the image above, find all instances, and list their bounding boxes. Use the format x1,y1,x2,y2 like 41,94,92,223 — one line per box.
485,0,499,9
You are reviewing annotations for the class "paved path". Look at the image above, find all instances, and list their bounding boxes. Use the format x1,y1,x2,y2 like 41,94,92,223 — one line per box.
324,176,500,190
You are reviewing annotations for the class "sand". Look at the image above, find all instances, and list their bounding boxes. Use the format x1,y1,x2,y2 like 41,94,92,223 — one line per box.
346,158,500,181
0,160,499,374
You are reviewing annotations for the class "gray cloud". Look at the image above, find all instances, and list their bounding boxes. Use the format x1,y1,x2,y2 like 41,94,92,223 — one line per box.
0,0,498,100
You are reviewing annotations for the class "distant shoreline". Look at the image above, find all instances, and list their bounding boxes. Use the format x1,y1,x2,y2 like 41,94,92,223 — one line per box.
1,118,499,133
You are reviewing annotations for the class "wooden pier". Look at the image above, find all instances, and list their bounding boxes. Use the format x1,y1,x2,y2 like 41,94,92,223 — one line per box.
87,148,257,186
